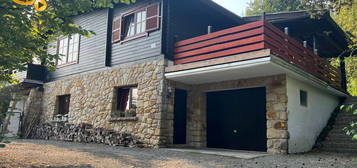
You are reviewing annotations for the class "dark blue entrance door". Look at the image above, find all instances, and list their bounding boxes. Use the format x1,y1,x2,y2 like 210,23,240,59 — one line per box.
206,87,267,151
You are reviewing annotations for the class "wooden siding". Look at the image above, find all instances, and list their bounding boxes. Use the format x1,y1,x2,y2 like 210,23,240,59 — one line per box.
47,0,163,81
111,0,163,66
48,9,109,81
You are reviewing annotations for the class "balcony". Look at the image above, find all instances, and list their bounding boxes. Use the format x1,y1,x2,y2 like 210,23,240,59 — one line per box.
166,21,342,90
15,64,47,85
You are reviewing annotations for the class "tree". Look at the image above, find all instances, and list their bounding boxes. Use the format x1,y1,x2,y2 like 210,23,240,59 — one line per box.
332,0,357,95
246,0,302,16
341,104,357,140
0,0,137,87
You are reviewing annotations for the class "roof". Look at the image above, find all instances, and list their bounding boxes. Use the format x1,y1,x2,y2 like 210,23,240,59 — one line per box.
198,0,245,24
243,11,350,58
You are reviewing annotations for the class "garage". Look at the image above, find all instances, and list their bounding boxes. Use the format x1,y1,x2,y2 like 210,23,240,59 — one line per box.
206,87,267,151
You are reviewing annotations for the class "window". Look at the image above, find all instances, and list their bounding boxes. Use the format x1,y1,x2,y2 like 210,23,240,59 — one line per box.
54,95,71,121
112,3,160,42
113,86,138,117
300,90,308,107
57,34,80,66
122,10,146,39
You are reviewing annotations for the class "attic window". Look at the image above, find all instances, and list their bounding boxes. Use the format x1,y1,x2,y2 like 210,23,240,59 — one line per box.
300,90,308,107
112,3,160,42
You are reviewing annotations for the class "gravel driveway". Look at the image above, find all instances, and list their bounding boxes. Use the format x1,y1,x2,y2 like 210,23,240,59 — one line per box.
0,139,356,168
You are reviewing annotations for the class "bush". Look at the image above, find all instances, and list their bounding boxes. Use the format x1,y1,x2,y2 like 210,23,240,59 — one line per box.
342,104,357,140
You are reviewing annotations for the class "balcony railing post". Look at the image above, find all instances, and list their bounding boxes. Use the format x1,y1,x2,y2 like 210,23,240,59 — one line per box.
208,26,212,34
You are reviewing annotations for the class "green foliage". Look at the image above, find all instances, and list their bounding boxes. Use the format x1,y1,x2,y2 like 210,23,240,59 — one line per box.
300,0,354,17
0,0,138,84
246,0,302,16
330,0,357,95
341,104,357,140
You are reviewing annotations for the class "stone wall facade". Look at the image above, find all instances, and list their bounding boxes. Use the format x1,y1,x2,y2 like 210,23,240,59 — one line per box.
41,60,166,147
166,75,288,154
35,59,289,153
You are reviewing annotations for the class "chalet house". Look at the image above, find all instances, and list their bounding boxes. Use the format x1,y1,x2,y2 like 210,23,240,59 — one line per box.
7,0,350,154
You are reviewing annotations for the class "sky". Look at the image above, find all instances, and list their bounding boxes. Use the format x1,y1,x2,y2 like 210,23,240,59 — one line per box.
212,0,251,16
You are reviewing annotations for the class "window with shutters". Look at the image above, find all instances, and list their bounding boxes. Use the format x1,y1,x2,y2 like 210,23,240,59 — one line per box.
56,34,80,66
112,3,160,43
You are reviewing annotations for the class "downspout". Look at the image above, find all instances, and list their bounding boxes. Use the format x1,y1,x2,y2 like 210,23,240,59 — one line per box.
339,52,348,92
105,8,114,67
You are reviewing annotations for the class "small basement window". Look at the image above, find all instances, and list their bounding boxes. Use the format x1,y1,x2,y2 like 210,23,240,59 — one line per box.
54,95,71,121
112,86,138,117
300,90,308,107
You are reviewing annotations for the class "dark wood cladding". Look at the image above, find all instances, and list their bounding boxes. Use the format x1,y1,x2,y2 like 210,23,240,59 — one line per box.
173,21,342,89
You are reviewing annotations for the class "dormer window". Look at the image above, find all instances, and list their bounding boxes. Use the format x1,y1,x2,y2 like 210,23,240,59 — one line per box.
57,34,80,66
112,3,160,43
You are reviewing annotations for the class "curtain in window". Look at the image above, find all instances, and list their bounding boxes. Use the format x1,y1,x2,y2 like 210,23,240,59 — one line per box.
118,88,130,112
123,14,135,38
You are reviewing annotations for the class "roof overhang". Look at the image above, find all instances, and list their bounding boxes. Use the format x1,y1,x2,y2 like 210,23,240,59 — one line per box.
165,51,347,97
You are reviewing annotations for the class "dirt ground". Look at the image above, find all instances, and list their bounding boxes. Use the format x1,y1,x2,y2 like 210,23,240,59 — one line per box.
0,140,356,168
0,141,200,168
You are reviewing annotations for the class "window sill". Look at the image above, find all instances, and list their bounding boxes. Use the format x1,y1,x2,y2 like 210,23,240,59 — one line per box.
56,61,78,69
109,117,138,122
50,120,69,123
114,33,148,44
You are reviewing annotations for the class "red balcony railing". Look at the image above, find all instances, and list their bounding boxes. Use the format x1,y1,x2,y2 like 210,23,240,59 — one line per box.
173,21,341,89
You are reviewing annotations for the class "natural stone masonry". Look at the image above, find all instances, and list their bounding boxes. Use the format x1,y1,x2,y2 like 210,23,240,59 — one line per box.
22,88,43,138
41,60,166,147
166,75,288,154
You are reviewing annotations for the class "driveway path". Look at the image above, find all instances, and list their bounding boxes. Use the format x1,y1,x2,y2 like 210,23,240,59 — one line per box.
0,139,356,168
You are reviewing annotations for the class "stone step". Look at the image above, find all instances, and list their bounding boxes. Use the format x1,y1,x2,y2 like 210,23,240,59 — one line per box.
336,115,357,119
322,147,357,153
334,120,355,125
344,97,357,104
328,129,349,134
326,134,353,141
323,143,357,151
325,137,357,145
332,125,353,130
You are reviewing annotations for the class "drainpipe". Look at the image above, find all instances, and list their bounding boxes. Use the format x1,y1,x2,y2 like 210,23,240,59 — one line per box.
339,52,348,92
105,8,114,67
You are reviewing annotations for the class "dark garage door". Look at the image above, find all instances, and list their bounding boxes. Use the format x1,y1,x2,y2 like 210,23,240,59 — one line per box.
206,87,267,151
